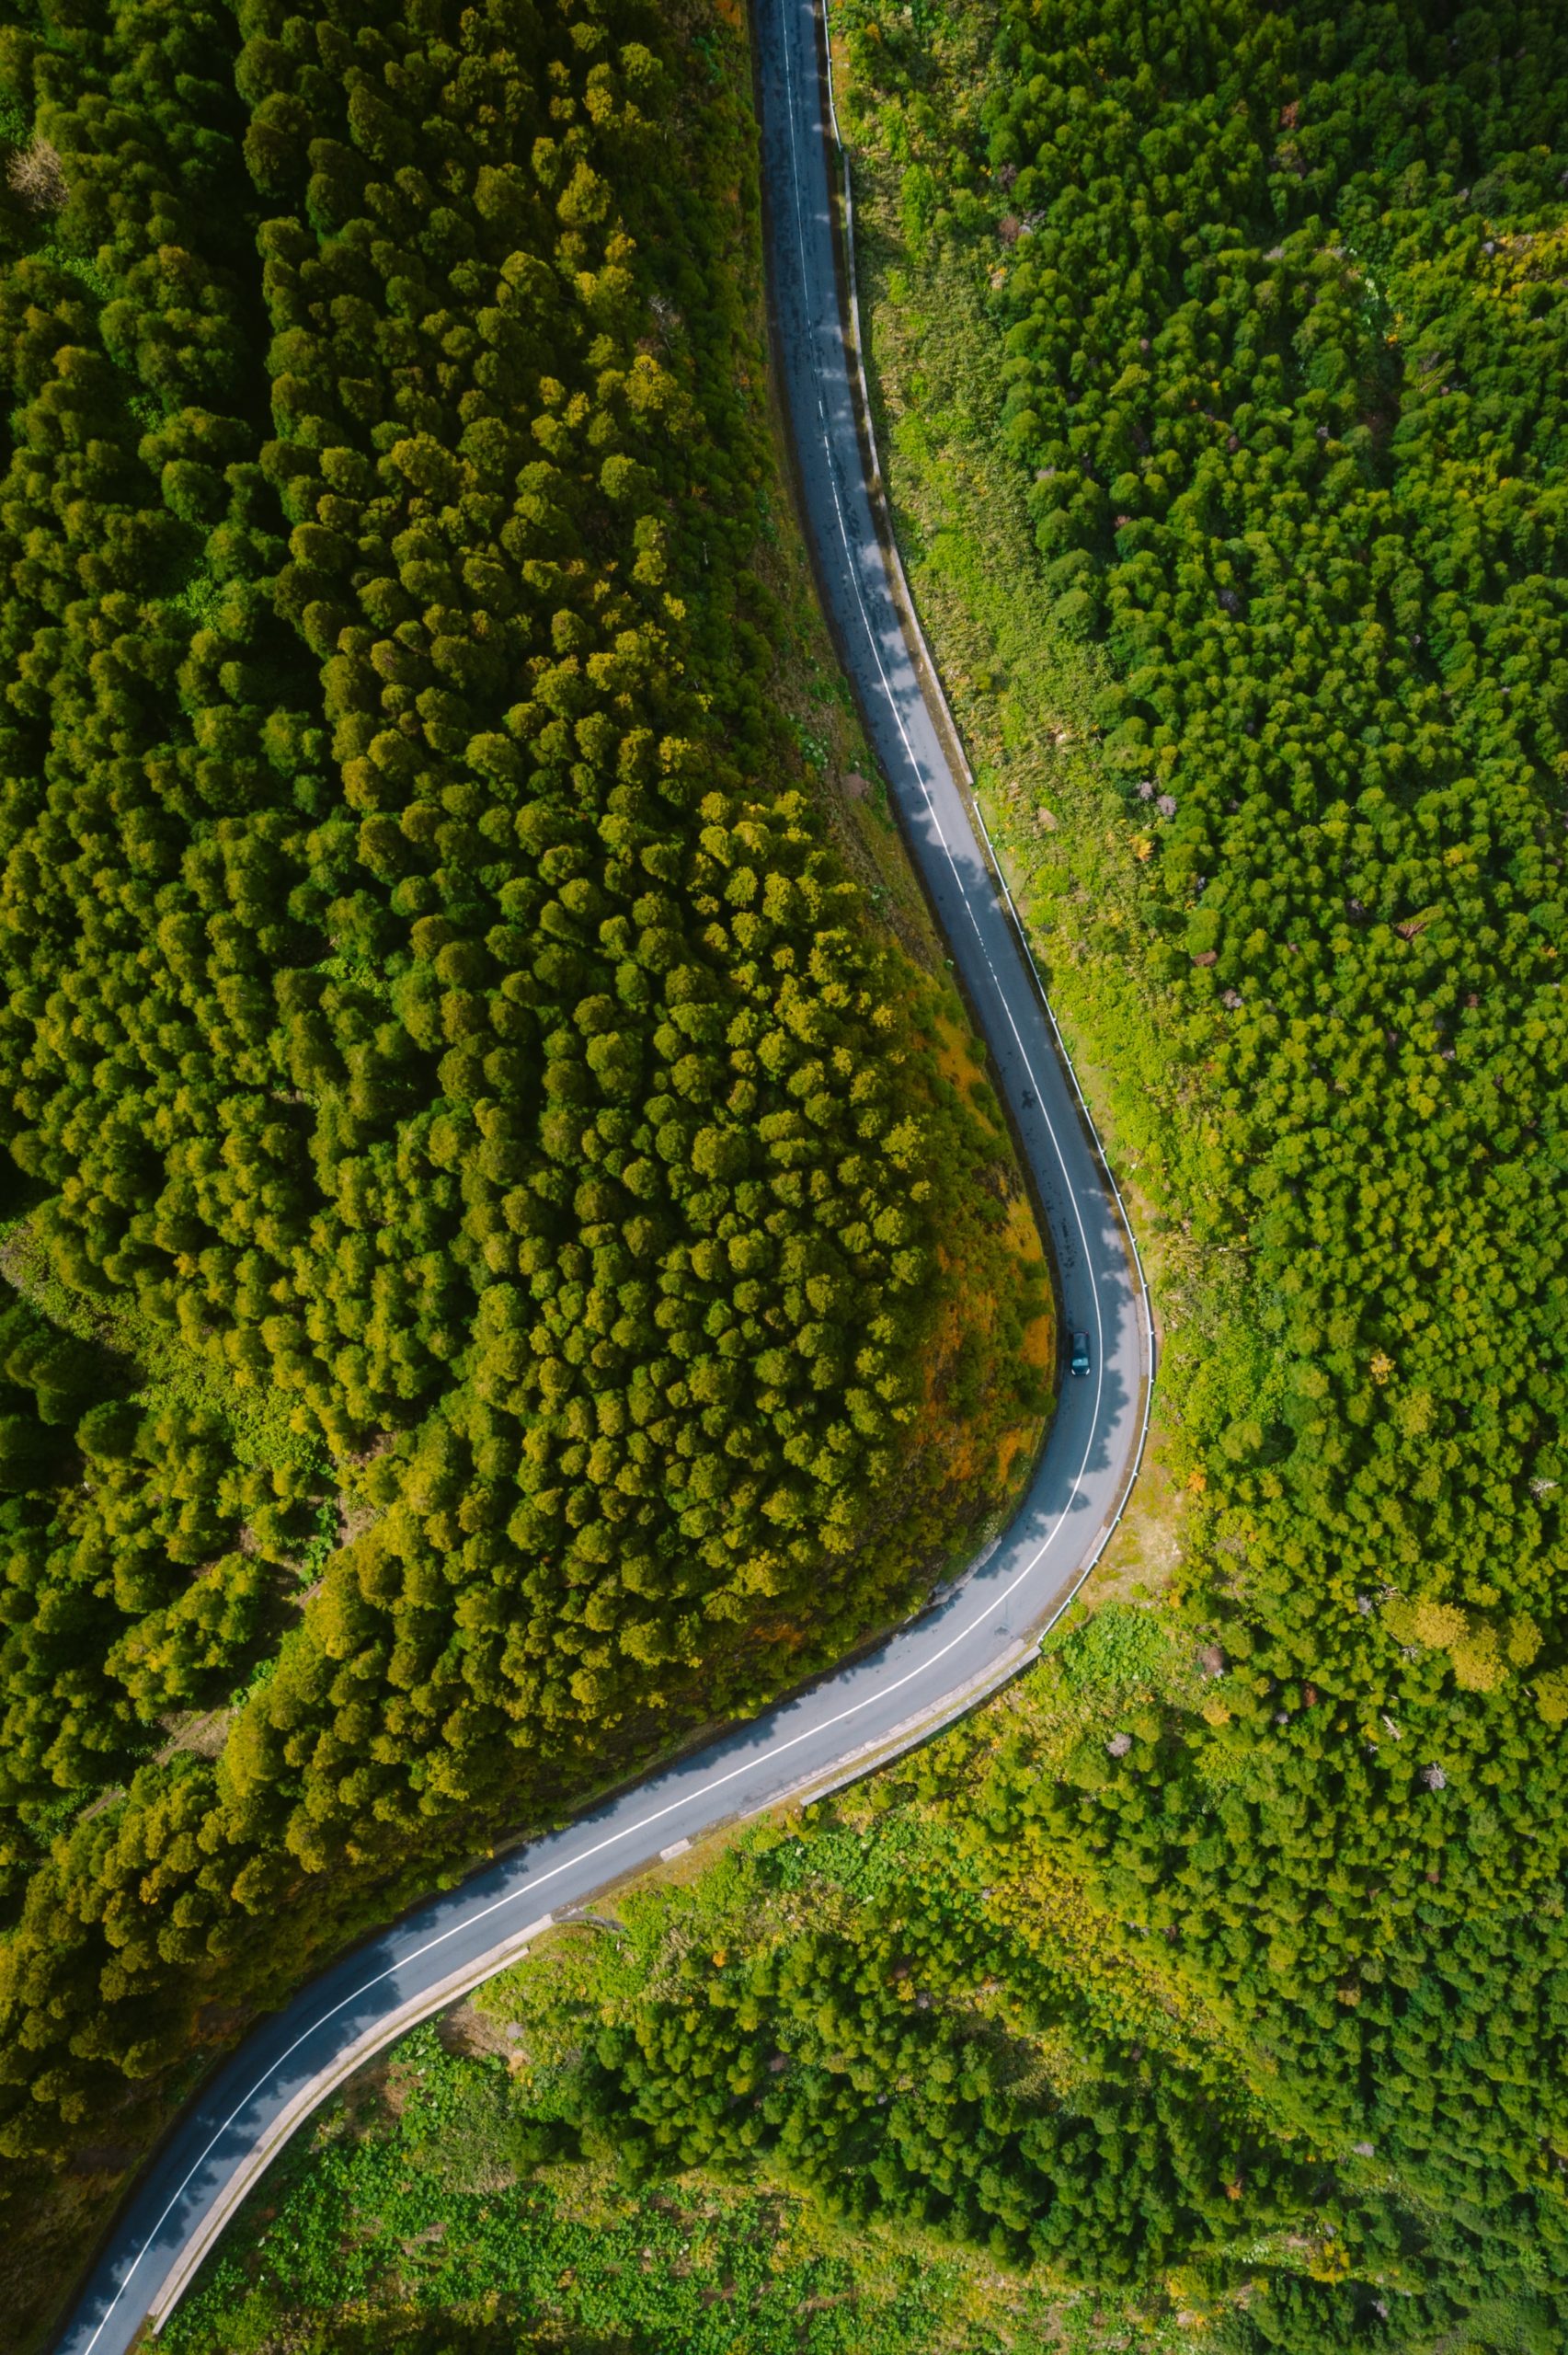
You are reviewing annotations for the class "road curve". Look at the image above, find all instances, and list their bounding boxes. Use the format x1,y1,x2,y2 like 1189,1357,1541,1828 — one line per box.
51,7,1152,2349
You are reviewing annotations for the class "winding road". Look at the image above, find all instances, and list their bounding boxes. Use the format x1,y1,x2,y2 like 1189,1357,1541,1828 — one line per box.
52,5,1152,2348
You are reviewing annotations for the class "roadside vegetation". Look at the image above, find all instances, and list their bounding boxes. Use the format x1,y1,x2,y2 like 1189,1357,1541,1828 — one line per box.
820,0,1568,2342
181,0,1567,2345
0,0,1048,2342
166,1607,1472,2352
162,2005,1180,2355
14,0,1565,2347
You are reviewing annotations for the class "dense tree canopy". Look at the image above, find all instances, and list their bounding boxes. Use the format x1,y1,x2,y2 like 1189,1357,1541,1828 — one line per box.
807,0,1568,2340
162,1629,1505,2353
0,0,1050,2334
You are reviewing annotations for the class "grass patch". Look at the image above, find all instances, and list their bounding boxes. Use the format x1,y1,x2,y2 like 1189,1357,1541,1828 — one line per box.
163,2022,1188,2355
0,1212,324,1476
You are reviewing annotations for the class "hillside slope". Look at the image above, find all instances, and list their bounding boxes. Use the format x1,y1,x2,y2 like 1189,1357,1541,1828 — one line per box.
822,0,1568,2340
86,3,1568,2347
0,1,1049,2340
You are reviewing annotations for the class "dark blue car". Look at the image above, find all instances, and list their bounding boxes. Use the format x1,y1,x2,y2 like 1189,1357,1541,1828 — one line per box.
1069,1331,1091,1377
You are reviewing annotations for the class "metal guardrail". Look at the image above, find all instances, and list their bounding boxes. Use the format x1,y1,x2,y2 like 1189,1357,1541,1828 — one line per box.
83,19,1162,2344
817,2,1157,1580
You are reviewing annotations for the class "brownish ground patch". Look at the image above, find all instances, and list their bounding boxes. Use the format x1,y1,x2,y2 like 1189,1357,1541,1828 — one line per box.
1020,1312,1054,1369
993,1426,1028,1486
933,1012,990,1101
1081,1400,1185,1604
997,1193,1044,1264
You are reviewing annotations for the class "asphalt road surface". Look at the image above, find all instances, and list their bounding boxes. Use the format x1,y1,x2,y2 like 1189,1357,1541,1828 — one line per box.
52,6,1151,2348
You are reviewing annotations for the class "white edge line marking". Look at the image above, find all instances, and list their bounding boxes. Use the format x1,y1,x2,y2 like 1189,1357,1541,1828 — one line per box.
778,9,1107,1362
815,0,1157,1396
75,7,1154,2343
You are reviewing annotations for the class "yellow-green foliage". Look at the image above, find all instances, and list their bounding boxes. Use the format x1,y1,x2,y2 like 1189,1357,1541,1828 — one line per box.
832,0,1568,2341
0,1,1047,2332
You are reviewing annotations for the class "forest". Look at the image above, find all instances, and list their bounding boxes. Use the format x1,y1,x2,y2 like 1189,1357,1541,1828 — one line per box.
8,0,1568,2345
818,0,1568,2342
122,0,1568,2336
159,1612,1512,2354
0,0,1051,2339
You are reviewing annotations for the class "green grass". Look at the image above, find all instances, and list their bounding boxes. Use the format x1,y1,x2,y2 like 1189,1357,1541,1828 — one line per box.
154,1615,1303,2355
162,2024,1187,2355
1046,1602,1182,1700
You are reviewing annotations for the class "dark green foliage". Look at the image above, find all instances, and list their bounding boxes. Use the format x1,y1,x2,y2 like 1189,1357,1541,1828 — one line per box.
832,0,1568,2341
0,1,1045,2338
0,1288,302,1882
163,2021,1147,2355
161,1667,1568,2352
